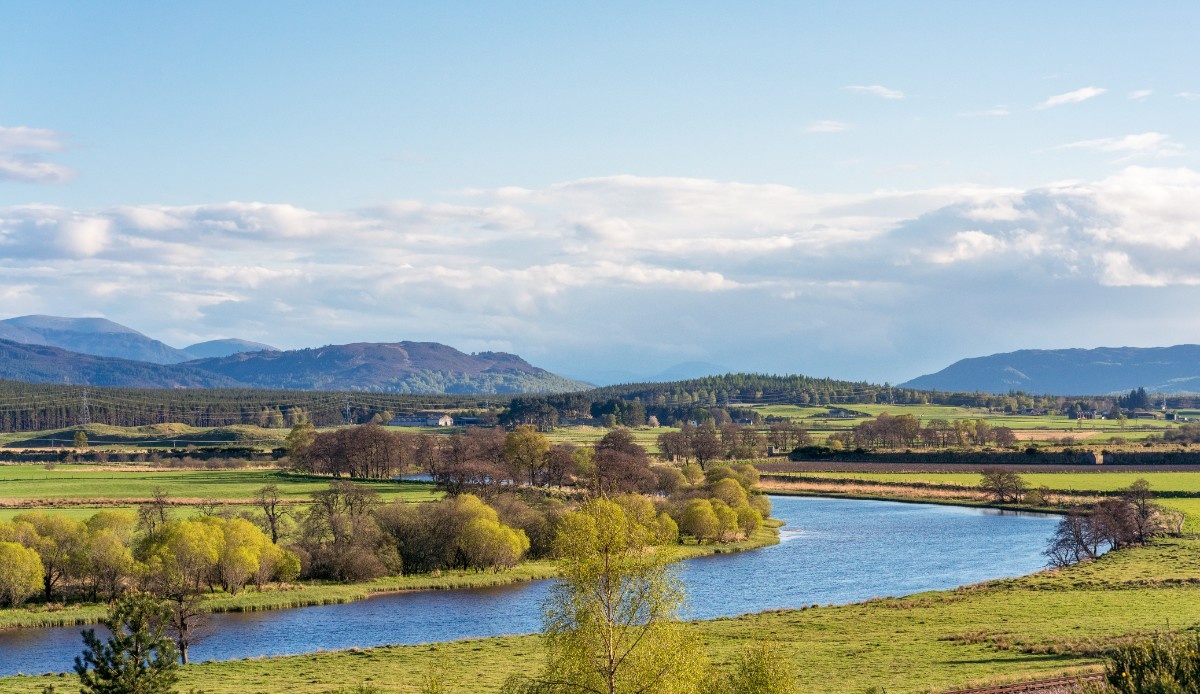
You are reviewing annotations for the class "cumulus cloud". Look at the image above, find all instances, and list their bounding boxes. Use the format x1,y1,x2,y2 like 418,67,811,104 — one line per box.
1036,86,1106,109
806,120,852,133
842,85,904,99
5,167,1200,380
0,124,75,184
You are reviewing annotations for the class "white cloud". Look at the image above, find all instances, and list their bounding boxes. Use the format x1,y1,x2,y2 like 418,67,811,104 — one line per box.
1175,92,1200,101
1057,132,1183,159
0,126,66,151
1036,86,1106,109
0,124,74,184
842,84,905,99
0,157,75,184
1128,89,1153,101
5,168,1200,380
805,120,852,133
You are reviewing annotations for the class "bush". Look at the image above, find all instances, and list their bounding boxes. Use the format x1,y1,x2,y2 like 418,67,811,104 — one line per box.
1082,632,1200,693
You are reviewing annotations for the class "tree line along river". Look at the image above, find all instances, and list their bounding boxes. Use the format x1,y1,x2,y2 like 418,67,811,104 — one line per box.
0,496,1059,677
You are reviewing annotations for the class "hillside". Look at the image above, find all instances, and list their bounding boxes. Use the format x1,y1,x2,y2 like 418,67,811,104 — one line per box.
186,342,588,393
0,340,242,388
0,339,587,395
0,315,275,363
900,344,1200,395
183,338,280,359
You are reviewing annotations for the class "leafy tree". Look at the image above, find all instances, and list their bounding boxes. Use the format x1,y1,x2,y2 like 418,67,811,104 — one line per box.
978,468,1027,503
75,593,180,694
0,541,44,606
505,425,550,486
73,429,89,449
504,498,706,694
458,517,530,572
13,511,88,601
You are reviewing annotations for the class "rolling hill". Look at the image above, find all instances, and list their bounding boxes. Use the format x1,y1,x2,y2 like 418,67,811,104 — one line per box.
900,345,1200,395
0,338,588,394
0,315,192,364
187,342,587,393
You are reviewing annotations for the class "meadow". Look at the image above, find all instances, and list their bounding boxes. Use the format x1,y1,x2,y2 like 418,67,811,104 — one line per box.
0,465,439,508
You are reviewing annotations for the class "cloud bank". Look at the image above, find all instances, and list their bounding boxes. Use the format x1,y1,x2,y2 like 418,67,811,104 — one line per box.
3,167,1200,381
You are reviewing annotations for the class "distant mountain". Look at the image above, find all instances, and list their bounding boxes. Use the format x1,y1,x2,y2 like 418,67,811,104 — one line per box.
900,345,1200,395
186,342,589,393
0,339,242,388
182,338,279,360
0,315,192,364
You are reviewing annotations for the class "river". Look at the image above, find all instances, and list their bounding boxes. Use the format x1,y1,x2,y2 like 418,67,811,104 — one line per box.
0,496,1058,676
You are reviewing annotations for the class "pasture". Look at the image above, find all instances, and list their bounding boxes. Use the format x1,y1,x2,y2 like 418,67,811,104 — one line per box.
0,465,439,509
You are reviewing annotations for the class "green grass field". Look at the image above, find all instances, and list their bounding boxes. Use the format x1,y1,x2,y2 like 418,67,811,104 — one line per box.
794,470,1200,493
0,465,439,505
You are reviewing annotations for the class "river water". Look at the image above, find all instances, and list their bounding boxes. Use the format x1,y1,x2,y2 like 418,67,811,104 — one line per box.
0,496,1058,676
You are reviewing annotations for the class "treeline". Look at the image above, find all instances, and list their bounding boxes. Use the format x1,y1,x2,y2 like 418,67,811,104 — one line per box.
0,380,487,432
501,374,1136,430
1042,479,1185,567
826,413,1018,450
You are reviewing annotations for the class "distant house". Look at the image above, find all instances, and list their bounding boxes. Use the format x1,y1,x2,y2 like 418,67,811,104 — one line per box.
389,412,455,427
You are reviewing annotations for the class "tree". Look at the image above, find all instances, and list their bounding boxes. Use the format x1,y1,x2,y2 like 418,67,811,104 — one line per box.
75,593,180,694
504,499,706,694
74,429,89,449
0,541,44,606
979,469,1026,503
140,518,223,663
255,484,288,544
14,511,87,601
505,425,550,486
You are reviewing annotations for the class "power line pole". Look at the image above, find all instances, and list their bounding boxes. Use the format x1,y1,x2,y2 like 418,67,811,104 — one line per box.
343,396,352,425
78,389,91,427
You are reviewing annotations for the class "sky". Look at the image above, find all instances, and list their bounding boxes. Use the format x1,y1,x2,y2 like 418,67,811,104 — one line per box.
2,2,1200,385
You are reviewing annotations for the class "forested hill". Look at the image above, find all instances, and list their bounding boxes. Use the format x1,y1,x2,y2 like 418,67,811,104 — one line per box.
0,340,242,389
900,345,1200,395
501,373,1047,428
0,338,587,399
186,342,589,394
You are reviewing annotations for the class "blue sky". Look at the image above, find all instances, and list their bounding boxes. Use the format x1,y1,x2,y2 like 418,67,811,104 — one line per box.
3,2,1200,384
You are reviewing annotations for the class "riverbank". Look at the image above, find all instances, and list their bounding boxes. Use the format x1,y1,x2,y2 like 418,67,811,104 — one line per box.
8,530,1198,692
0,521,782,631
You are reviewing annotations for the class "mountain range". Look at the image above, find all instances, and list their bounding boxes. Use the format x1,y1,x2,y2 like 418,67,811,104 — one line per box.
0,315,279,363
900,345,1200,395
0,315,587,394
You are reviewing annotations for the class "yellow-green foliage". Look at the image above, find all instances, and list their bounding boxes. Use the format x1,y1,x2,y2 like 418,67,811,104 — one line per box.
0,541,43,606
